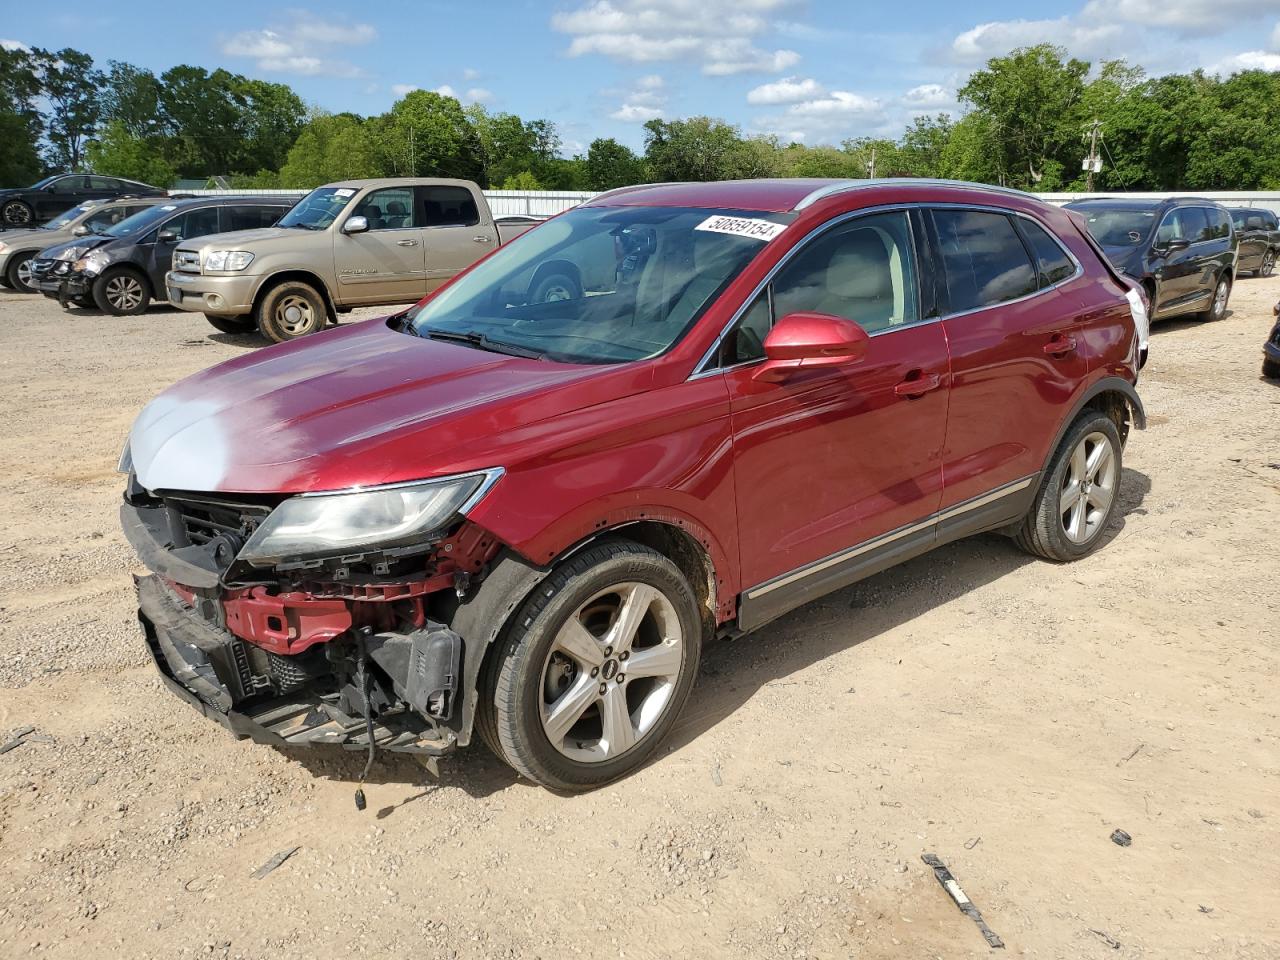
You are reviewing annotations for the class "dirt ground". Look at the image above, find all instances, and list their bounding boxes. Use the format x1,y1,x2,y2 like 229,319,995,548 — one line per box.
0,280,1277,960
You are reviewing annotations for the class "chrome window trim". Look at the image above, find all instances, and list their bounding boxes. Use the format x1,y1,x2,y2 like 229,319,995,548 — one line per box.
743,475,1036,600
690,202,1083,379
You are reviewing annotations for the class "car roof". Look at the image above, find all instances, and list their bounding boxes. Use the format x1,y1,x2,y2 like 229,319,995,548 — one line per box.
321,178,479,190
1065,196,1219,210
157,195,294,209
585,178,1042,213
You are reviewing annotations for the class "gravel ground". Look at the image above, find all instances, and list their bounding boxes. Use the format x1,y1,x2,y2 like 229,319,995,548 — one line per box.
0,286,1277,959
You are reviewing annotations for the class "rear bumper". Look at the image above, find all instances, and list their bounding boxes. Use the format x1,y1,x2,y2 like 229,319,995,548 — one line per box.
165,271,258,315
136,574,456,755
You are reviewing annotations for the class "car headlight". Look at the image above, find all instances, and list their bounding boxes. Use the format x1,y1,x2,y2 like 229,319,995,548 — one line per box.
0,241,8,254
236,468,503,567
73,250,109,274
204,250,255,272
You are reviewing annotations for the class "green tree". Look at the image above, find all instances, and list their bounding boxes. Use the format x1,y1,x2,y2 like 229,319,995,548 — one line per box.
0,45,43,184
279,113,381,187
376,90,480,180
897,114,954,178
233,78,306,174
101,61,165,139
85,120,175,186
31,48,103,170
583,137,647,189
500,170,545,190
643,116,759,181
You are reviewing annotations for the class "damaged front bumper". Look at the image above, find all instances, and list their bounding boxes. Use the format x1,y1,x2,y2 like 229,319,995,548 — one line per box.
136,573,459,756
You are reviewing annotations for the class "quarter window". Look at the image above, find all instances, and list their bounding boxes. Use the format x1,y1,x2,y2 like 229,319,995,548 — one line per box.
163,207,221,242
223,205,282,231
1018,219,1075,288
717,210,919,366
422,186,480,227
932,209,1037,312
354,187,418,230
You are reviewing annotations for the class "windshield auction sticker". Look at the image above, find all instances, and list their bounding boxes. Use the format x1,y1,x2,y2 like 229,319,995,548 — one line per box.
695,215,787,242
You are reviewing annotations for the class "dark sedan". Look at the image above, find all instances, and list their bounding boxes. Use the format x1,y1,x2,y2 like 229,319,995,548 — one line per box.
0,174,166,228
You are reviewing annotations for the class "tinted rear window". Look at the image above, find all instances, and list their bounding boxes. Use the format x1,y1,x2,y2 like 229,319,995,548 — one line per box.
932,209,1037,312
422,186,479,227
1019,219,1075,287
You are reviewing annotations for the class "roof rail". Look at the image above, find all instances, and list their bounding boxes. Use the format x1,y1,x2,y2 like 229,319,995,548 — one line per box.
793,178,1041,211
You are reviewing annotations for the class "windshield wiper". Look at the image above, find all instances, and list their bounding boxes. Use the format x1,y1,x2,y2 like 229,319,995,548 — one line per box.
421,327,545,360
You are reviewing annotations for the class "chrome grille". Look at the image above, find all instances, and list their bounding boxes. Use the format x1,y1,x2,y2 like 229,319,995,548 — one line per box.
163,494,271,547
173,249,201,274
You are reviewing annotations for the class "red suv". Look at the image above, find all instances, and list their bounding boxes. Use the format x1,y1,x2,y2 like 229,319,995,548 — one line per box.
121,179,1146,791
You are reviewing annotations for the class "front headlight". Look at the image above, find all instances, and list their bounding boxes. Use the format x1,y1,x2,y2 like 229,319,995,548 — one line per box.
237,468,503,567
73,250,109,275
204,250,255,272
0,241,8,254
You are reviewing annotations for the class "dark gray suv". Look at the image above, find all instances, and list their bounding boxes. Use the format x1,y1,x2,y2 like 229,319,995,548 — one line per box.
1066,197,1238,324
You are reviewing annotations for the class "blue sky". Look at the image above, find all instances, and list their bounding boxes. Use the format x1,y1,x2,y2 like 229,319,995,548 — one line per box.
5,0,1280,153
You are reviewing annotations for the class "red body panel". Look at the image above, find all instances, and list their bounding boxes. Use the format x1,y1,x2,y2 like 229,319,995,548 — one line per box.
131,180,1140,638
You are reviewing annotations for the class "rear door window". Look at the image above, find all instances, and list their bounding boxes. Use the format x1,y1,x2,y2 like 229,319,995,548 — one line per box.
1176,207,1211,244
421,186,480,227
222,205,281,231
931,209,1038,312
1017,219,1075,288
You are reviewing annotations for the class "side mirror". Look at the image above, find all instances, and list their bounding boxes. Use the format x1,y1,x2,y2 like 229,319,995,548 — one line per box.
1162,238,1190,253
72,225,89,237
342,216,369,235
43,184,57,193
753,312,870,383
157,229,179,243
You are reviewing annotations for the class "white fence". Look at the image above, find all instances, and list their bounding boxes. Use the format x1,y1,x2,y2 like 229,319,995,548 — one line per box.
173,188,597,218
174,186,1280,217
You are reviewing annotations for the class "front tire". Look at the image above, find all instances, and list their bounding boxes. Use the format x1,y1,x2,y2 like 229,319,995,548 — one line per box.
256,281,327,343
204,314,257,336
1014,412,1123,562
5,251,35,292
1198,275,1230,322
529,271,582,304
481,540,702,791
93,268,151,315
1,200,33,228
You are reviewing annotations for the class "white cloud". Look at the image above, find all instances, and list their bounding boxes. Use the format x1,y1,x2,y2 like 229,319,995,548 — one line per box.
1211,50,1280,73
553,0,802,75
220,15,375,78
391,83,418,96
463,67,482,81
434,84,458,98
1,38,31,52
466,87,494,103
611,74,667,122
637,73,664,89
951,17,1123,63
787,90,881,117
747,76,825,105
1080,0,1275,32
612,103,665,121
902,83,953,108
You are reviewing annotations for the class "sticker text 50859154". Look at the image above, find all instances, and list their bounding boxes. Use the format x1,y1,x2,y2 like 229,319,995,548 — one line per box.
695,215,787,242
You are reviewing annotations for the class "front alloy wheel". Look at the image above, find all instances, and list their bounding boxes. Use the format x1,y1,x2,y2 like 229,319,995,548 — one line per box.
1,200,32,227
481,540,702,791
94,269,150,315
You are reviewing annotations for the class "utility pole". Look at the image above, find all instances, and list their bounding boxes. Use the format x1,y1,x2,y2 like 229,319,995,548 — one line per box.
1084,119,1103,191
867,146,877,180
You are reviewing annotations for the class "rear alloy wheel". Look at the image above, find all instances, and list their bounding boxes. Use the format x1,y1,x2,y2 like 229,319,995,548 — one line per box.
1261,250,1277,278
256,281,327,343
204,314,258,336
1014,412,1123,562
481,540,701,791
1198,275,1230,322
5,251,35,293
93,268,151,315
1,200,32,227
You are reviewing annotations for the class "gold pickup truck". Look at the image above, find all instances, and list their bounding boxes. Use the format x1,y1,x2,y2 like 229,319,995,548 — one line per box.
165,178,545,342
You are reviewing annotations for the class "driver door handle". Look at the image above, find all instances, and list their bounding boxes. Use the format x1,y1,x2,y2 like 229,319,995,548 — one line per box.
473,235,493,243
1043,334,1077,357
894,372,942,398
397,239,419,247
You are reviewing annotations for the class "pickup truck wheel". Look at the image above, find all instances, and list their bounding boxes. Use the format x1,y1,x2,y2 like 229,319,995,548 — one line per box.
93,267,151,315
1014,412,1122,562
1260,250,1276,278
1,200,32,227
5,251,35,292
529,272,581,304
204,314,257,336
482,540,701,791
256,282,326,342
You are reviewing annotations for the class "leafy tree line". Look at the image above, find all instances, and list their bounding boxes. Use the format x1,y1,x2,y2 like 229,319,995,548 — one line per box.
5,42,1280,193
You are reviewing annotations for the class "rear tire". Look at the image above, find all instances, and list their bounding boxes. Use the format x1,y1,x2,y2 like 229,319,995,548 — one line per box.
93,267,151,315
1197,275,1230,322
5,251,35,292
256,281,327,343
481,539,702,791
1260,250,1276,278
1014,412,1123,562
529,271,582,304
1263,357,1280,379
204,314,257,336
1,200,33,228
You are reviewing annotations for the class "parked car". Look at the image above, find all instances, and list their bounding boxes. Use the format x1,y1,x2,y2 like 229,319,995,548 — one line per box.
1225,207,1280,277
31,196,294,315
0,174,166,228
0,197,166,293
1065,197,1237,326
165,178,544,342
1264,301,1280,379
120,178,1146,791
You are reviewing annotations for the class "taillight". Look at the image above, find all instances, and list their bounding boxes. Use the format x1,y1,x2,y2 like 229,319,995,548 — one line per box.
1124,287,1149,359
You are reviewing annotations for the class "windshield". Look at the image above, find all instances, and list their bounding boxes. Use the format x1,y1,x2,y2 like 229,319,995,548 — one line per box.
278,186,356,230
42,202,98,230
405,205,793,364
1072,205,1156,246
104,203,179,238
30,175,58,190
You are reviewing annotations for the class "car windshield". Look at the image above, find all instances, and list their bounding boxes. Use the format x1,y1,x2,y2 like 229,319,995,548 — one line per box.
278,187,356,230
1073,206,1157,246
30,175,59,190
405,205,793,364
104,203,180,238
42,203,98,230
